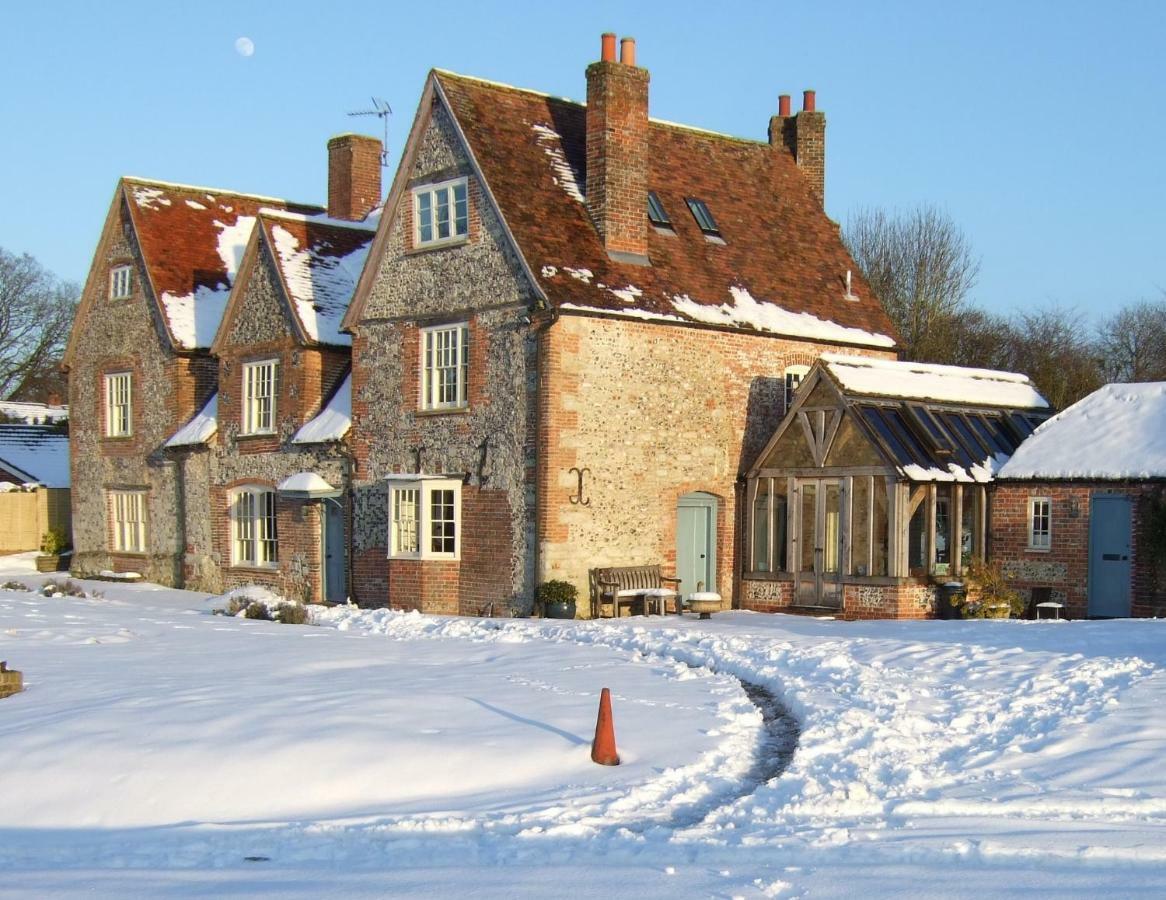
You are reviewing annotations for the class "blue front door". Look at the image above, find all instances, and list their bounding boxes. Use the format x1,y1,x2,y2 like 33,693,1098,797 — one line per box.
676,493,717,598
1088,495,1132,617
323,501,347,603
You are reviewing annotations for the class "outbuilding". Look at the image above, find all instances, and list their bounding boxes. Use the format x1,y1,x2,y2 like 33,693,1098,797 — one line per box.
742,355,1049,618
993,382,1166,618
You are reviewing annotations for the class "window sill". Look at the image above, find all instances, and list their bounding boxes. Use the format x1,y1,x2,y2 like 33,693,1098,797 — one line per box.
110,551,147,558
388,554,460,563
407,236,469,255
229,564,280,572
236,431,278,440
416,406,470,417
102,434,134,441
1026,547,1052,554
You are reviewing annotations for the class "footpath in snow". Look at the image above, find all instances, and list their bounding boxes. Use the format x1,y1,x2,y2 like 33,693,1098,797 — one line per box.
3,553,1166,897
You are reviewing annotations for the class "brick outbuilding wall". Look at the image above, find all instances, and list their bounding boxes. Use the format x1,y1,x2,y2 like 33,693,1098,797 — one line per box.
991,481,1166,618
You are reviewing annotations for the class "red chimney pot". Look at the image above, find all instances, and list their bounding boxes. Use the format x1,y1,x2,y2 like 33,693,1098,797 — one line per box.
600,32,616,62
778,94,791,117
620,36,636,67
803,89,816,113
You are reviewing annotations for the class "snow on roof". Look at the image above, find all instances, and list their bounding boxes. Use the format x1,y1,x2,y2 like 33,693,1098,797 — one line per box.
266,217,373,346
998,382,1166,480
0,425,70,488
673,287,897,349
164,394,218,448
0,401,68,424
531,124,585,204
822,353,1049,408
125,178,322,350
277,472,338,495
292,374,351,444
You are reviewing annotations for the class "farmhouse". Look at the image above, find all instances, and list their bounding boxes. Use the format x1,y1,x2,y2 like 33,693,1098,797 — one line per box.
743,355,1049,618
993,382,1166,618
65,138,379,597
343,34,899,615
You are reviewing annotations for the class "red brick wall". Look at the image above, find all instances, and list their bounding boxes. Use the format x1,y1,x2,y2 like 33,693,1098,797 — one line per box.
327,134,382,222
585,58,650,258
991,481,1163,617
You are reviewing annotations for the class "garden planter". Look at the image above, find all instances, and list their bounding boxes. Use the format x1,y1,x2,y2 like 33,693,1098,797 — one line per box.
984,604,1012,619
543,600,577,620
35,554,66,573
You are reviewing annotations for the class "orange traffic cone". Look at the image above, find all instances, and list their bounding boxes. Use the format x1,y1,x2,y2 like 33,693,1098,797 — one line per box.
590,687,621,766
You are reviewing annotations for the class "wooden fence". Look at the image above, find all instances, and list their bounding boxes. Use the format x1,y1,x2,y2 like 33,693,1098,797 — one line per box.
0,488,71,553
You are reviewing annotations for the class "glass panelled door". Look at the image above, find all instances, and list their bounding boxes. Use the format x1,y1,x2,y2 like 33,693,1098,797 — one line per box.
795,478,843,609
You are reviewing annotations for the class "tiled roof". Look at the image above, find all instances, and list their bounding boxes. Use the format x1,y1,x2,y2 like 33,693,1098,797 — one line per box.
260,211,376,347
124,178,321,350
0,425,70,488
433,72,898,348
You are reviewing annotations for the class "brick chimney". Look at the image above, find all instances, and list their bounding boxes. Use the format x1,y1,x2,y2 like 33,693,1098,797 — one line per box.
327,133,383,221
768,90,826,207
586,33,650,264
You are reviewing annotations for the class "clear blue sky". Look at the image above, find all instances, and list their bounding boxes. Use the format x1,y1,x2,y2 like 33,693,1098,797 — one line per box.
3,1,1163,322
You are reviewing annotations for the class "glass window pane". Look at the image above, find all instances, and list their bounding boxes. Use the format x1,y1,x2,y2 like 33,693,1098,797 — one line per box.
752,480,770,572
453,182,468,235
799,482,816,571
908,495,927,577
851,476,871,576
934,485,952,569
961,486,979,565
872,479,889,576
435,187,450,239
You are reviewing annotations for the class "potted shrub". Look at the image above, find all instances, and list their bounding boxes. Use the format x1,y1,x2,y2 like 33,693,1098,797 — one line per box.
954,558,1025,619
36,529,70,573
538,579,578,620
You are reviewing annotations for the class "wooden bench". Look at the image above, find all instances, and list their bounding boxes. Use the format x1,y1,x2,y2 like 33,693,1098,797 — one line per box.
588,565,682,618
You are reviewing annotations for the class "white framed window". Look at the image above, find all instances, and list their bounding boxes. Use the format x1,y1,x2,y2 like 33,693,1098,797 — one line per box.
110,490,147,553
413,177,469,246
104,372,132,437
242,360,278,434
231,487,278,567
420,324,469,410
784,364,810,411
388,477,461,560
109,265,132,300
1028,497,1051,550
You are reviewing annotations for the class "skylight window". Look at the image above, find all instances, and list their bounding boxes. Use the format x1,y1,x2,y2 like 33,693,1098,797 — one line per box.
685,198,721,237
647,191,672,228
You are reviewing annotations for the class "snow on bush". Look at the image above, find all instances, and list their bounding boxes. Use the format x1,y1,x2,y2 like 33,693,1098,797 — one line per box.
214,585,311,625
38,578,100,600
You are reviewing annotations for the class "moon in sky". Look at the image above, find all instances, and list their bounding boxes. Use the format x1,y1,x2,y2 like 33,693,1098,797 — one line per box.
235,37,255,58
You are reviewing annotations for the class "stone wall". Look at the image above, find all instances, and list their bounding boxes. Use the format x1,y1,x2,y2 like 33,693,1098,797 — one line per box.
538,313,893,611
350,96,539,614
741,577,935,620
68,198,194,585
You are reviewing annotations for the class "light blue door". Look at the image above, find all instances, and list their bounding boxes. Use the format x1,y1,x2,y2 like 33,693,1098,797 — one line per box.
676,493,717,598
323,501,347,603
1088,495,1132,617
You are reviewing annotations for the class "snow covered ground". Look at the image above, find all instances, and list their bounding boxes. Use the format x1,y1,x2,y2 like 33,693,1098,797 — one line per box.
3,553,1166,897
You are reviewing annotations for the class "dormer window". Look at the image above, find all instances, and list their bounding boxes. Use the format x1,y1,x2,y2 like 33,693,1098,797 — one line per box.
685,198,721,238
110,265,132,300
647,191,672,229
414,178,469,247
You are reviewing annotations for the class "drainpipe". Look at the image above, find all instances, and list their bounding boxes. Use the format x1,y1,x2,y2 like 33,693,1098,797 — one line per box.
530,304,559,615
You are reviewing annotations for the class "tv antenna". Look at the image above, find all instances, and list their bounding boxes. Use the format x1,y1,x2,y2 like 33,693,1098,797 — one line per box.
347,97,392,167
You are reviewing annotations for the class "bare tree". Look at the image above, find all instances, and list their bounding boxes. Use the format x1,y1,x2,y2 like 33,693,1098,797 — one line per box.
844,205,981,363
0,248,77,400
1096,298,1166,383
1002,306,1103,410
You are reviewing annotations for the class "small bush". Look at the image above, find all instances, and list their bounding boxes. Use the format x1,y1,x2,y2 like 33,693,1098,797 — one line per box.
536,579,578,605
275,603,309,625
1,580,28,592
243,600,274,620
39,529,69,556
39,578,99,599
956,559,1025,619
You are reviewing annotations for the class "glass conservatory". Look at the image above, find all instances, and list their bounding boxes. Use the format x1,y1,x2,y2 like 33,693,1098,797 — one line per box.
744,355,1049,612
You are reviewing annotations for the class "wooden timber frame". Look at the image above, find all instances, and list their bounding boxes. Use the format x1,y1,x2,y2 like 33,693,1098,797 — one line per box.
743,360,1042,609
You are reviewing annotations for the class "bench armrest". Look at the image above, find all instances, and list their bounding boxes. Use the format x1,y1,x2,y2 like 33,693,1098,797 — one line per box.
660,576,682,586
